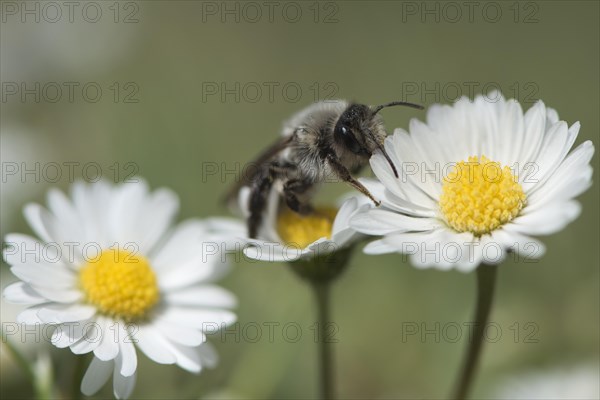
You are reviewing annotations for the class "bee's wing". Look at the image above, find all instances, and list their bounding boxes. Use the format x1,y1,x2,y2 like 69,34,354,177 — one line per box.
222,134,294,206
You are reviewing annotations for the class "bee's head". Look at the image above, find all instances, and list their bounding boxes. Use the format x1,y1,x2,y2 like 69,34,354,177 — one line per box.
333,104,374,157
333,101,423,178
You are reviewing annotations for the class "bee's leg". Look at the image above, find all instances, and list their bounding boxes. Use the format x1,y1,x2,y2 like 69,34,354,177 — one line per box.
248,165,275,239
325,152,381,206
283,179,314,215
248,161,296,238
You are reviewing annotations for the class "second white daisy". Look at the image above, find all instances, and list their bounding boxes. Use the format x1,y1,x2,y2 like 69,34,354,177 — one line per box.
2,180,237,399
350,93,594,271
231,187,372,264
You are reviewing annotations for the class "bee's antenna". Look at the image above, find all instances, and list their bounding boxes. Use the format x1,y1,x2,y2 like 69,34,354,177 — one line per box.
372,101,424,115
379,144,400,179
370,100,423,178
366,128,399,179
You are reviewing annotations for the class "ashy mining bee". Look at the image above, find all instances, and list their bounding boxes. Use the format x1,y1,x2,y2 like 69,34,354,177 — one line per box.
225,99,424,238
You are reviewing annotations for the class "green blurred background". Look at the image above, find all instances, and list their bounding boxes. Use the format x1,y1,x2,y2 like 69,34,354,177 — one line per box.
1,1,598,398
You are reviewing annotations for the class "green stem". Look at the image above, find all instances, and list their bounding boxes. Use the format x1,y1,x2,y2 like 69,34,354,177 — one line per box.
71,354,87,400
452,264,498,400
0,327,36,384
313,282,334,400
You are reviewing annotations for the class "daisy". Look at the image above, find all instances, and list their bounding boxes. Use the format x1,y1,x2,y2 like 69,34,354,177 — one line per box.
0,124,57,231
492,363,600,400
219,187,371,399
2,179,237,399
233,187,371,267
351,92,594,272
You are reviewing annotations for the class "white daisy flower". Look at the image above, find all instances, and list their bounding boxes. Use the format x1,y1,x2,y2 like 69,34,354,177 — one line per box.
492,363,600,400
235,187,371,264
0,124,57,232
351,93,594,272
2,180,237,399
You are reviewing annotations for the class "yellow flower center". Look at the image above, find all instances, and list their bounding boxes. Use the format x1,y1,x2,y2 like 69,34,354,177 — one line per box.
277,207,338,248
439,155,526,236
79,249,159,321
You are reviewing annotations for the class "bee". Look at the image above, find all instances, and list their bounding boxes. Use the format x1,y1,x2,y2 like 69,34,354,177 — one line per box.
225,99,424,238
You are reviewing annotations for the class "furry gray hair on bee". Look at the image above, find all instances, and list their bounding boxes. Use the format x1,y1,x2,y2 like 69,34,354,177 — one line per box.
225,99,424,238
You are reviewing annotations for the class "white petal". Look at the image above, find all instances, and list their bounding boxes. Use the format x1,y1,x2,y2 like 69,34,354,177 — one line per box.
331,197,359,235
71,180,113,248
526,141,594,210
30,286,82,303
70,322,103,354
379,231,441,253
109,182,178,255
81,356,113,396
510,201,581,236
136,188,179,255
454,238,484,273
93,317,120,361
3,233,65,269
404,120,449,197
155,322,206,347
370,151,436,209
46,189,87,256
2,282,46,305
134,324,200,373
133,325,176,364
479,233,508,265
521,121,569,191
118,331,137,377
363,239,400,255
46,188,78,227
113,366,136,400
151,221,211,271
27,201,87,267
471,94,499,159
524,122,581,191
359,178,436,217
518,100,547,167
527,172,592,213
197,342,219,369
495,99,525,166
412,230,466,270
170,341,202,373
157,307,237,331
51,321,90,348
158,259,220,291
10,264,75,290
37,304,96,324
383,229,475,270
303,239,344,260
17,306,45,324
491,229,546,261
546,107,559,124
350,209,441,235
165,285,237,308
242,241,300,263
152,220,206,270
22,203,52,243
